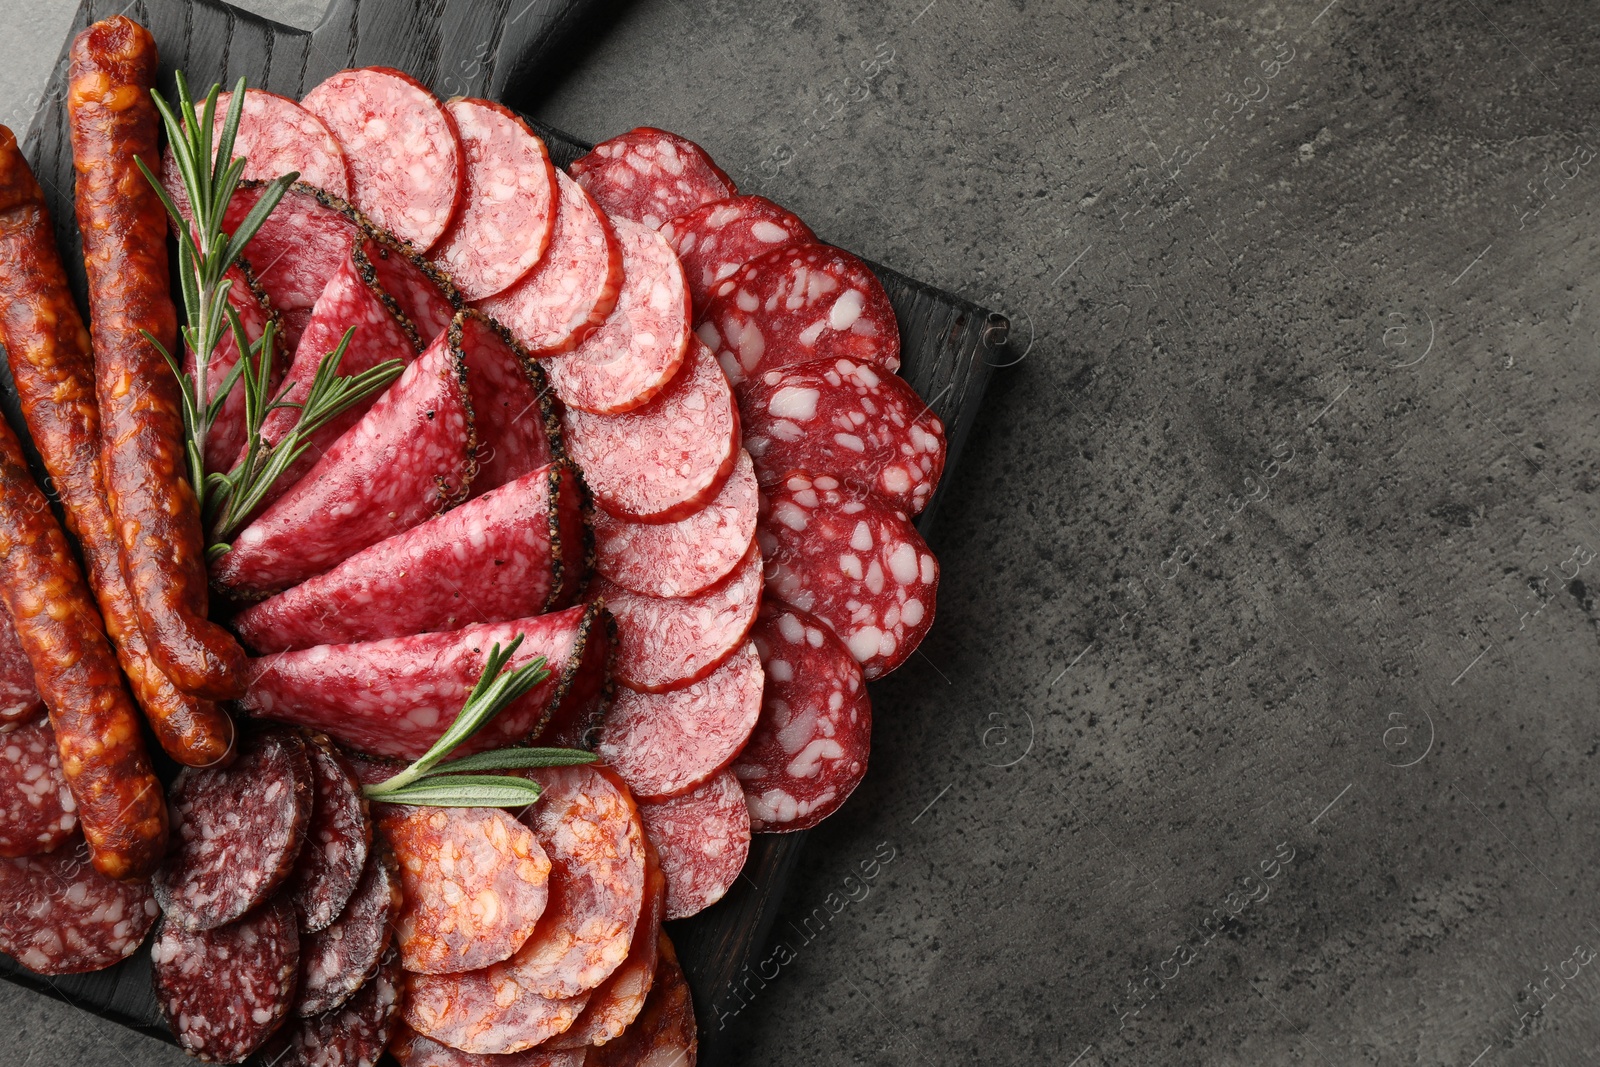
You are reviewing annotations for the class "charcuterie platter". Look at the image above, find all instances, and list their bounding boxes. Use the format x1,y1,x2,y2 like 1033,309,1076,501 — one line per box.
0,1,1003,1064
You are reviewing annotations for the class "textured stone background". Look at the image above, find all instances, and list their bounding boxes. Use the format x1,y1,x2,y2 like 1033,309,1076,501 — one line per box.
5,0,1600,1064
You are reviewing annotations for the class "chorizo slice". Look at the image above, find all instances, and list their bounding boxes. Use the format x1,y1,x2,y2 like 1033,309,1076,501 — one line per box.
389,1023,586,1066
585,934,698,1067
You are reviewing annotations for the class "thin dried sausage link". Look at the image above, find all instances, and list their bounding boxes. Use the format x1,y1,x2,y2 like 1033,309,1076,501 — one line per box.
68,15,248,701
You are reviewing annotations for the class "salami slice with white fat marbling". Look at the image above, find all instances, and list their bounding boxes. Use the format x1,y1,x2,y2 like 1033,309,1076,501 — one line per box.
661,194,815,311
263,946,402,1067
453,310,557,495
697,243,900,388
0,716,77,857
390,1025,586,1067
570,127,735,230
540,218,690,415
734,602,871,831
563,337,738,522
224,182,363,350
585,935,697,1067
363,232,458,346
302,68,464,251
0,610,41,726
432,99,557,301
295,842,400,1017
285,739,370,933
759,471,937,679
0,838,158,974
637,770,749,920
208,89,351,198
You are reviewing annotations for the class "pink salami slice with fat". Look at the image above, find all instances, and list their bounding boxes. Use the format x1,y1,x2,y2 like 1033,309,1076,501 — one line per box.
570,127,736,230
224,182,363,351
0,717,76,857
210,88,350,197
0,838,158,974
637,770,750,919
363,233,458,345
453,310,556,496
661,194,815,311
0,613,42,727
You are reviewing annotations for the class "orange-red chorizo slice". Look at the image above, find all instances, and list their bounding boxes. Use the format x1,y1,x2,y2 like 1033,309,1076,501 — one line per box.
585,934,698,1067
390,1023,586,1067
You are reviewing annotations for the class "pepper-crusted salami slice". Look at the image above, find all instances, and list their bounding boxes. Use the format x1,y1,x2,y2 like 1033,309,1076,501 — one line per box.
242,604,607,760
286,740,370,933
151,895,300,1063
0,839,158,974
698,243,901,388
297,843,400,1017
586,935,697,1067
224,182,363,350
594,449,757,598
0,612,41,725
662,194,816,311
570,127,736,230
598,540,763,692
742,356,946,515
208,89,350,197
432,100,557,300
541,218,691,415
0,716,78,857
735,602,870,831
362,233,458,348
155,729,314,931
264,947,401,1067
760,471,938,679
186,263,276,476
454,311,557,495
637,770,749,919
301,68,464,251
390,1025,587,1067
599,642,762,800
213,337,474,595
381,805,550,974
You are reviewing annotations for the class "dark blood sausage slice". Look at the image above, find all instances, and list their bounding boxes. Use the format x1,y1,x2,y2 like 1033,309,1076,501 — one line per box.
637,770,749,920
735,602,871,831
477,171,622,357
241,604,607,760
297,842,399,1017
224,182,363,350
0,611,41,725
209,89,350,198
0,716,78,856
432,99,557,301
454,311,557,495
661,194,816,311
301,67,465,251
69,15,248,702
390,1025,586,1067
541,218,691,416
263,947,401,1067
286,740,370,933
741,356,947,516
363,233,458,349
187,263,275,476
586,935,697,1067
759,471,938,679
597,540,763,693
212,337,474,595
151,894,300,1063
594,448,757,599
598,642,762,800
697,243,901,389
570,127,736,230
0,838,159,974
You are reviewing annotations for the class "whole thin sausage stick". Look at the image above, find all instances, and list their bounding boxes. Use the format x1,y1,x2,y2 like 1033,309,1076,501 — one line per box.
0,125,235,767
0,416,168,881
68,15,247,700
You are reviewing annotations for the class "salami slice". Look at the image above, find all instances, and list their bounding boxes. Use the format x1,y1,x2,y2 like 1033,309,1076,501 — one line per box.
0,839,158,974
597,540,763,692
759,471,938,678
235,462,582,653
541,218,691,416
661,194,815,311
598,642,762,800
154,729,314,931
432,100,557,301
264,947,401,1067
187,263,277,475
297,842,400,1017
585,935,697,1067
0,610,41,725
530,609,618,751
151,895,300,1063
570,127,736,230
302,68,465,251
225,182,364,351
363,233,458,348
212,336,474,595
390,1025,586,1067
286,740,371,933
477,172,621,357
735,602,871,831
241,604,608,760
741,356,946,515
637,770,749,920
454,311,557,495
697,243,900,388
403,979,589,1057
0,716,77,857
210,89,351,197
593,449,757,598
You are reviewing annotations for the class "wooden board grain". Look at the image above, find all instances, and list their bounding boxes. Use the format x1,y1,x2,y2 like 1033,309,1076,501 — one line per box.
0,2,1008,1064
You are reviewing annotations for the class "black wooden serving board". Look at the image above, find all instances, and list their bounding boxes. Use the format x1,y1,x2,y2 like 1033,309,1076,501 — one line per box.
0,1,1007,1063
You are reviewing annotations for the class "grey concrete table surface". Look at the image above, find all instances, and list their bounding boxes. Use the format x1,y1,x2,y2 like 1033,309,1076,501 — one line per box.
3,1,1599,1064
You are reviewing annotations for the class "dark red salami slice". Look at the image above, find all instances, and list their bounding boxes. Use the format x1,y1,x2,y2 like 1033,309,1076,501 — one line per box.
296,842,400,1017
0,612,41,726
391,1024,586,1067
741,356,946,515
734,602,870,831
211,89,351,197
234,462,581,653
598,642,761,800
186,264,276,475
301,68,464,251
382,805,550,974
454,311,557,495
637,770,749,920
363,234,458,348
596,540,763,692
225,183,363,352
154,730,314,931
212,337,473,595
151,895,300,1063
697,243,901,388
593,448,757,598
477,172,621,357
264,947,401,1067
432,100,557,301
286,740,370,933
585,935,697,1067
0,839,158,974
563,337,738,522
242,604,607,760
0,716,77,857
540,218,690,415
570,127,735,230
758,470,938,679
661,194,816,311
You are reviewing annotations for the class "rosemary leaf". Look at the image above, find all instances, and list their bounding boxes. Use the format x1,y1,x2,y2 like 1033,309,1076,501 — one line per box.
425,748,597,777
364,777,544,809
